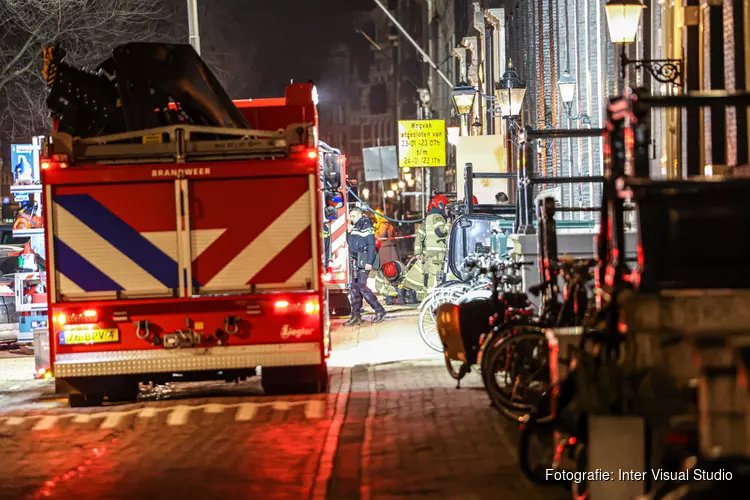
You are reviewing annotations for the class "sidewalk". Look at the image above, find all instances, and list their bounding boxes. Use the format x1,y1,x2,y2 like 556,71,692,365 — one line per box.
327,312,568,499
328,310,440,368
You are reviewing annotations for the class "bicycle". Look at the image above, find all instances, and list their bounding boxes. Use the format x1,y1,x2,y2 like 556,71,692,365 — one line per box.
440,253,535,388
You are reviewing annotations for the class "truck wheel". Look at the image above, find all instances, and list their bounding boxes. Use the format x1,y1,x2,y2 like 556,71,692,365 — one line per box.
262,365,329,395
68,392,104,408
106,381,140,403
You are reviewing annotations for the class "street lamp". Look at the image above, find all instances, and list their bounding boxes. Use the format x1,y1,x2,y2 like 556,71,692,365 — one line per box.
471,119,483,136
495,60,526,119
604,0,645,44
556,70,591,125
451,81,477,116
604,0,682,85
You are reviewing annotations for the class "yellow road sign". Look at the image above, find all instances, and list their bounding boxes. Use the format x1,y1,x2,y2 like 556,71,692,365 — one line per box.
397,120,446,168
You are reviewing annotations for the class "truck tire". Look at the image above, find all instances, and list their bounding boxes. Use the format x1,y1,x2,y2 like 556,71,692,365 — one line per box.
106,380,140,403
68,392,104,408
262,364,328,395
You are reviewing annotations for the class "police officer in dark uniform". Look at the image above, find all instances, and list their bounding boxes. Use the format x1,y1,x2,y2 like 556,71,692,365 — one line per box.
344,206,386,326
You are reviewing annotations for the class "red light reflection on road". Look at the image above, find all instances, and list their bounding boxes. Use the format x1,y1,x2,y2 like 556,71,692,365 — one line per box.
35,441,115,499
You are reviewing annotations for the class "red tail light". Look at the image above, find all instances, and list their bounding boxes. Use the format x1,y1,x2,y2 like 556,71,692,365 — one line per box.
40,154,70,170
304,300,319,314
53,309,98,325
273,298,319,315
274,300,290,311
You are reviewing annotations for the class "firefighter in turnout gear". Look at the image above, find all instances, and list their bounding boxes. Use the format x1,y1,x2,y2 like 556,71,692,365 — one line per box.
375,261,419,305
403,194,449,294
344,206,386,326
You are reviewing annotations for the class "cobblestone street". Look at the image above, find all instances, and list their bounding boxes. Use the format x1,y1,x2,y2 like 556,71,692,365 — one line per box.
0,313,567,500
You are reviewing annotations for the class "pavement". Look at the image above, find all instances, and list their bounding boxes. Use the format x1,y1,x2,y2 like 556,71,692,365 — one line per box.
0,307,568,500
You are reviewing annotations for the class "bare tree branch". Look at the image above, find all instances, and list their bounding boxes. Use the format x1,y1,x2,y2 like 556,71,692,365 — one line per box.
0,0,183,144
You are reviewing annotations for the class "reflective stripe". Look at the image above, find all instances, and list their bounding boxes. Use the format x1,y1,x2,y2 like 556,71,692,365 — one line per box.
425,246,446,251
404,276,423,287
350,229,374,237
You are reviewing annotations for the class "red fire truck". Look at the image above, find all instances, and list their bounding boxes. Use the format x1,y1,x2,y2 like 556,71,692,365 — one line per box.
39,44,342,406
318,142,351,317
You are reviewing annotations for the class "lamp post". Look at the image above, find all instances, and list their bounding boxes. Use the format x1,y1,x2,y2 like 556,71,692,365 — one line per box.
495,60,526,120
447,116,460,146
556,71,591,125
471,119,483,136
451,81,477,136
496,60,527,232
604,0,683,85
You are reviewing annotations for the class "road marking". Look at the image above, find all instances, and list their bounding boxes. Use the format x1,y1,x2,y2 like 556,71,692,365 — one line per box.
0,398,328,431
138,407,158,418
272,401,291,411
202,404,224,414
101,412,127,429
32,415,59,431
235,403,258,422
166,406,191,426
311,367,352,500
360,365,378,500
304,400,326,419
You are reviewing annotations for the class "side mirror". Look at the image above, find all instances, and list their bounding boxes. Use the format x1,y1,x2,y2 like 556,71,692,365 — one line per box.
324,155,342,189
325,190,344,210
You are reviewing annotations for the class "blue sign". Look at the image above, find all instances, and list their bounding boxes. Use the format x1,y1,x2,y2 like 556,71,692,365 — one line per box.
10,143,40,185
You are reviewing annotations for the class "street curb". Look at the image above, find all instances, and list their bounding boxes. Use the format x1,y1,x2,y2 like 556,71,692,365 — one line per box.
325,364,371,500
311,366,351,500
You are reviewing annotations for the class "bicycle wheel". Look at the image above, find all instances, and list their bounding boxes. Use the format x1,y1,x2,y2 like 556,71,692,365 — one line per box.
518,410,568,486
418,297,443,352
484,326,550,421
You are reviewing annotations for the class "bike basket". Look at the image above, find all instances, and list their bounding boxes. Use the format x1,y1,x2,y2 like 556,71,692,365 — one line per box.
629,178,750,291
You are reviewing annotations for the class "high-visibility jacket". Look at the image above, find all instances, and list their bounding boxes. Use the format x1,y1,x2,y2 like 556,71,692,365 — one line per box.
415,210,448,255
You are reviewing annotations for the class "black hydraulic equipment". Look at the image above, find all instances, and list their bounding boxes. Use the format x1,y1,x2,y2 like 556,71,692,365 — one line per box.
42,43,249,139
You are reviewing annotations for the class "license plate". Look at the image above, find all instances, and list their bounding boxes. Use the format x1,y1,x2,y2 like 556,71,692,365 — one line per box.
60,328,119,345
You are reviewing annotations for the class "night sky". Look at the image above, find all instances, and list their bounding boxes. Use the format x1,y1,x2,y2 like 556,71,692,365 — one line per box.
200,0,374,98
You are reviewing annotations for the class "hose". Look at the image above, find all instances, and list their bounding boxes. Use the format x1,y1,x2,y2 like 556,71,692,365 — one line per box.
345,186,424,224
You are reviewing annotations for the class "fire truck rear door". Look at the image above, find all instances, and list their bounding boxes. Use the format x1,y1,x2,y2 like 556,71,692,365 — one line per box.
187,175,318,295
49,182,180,300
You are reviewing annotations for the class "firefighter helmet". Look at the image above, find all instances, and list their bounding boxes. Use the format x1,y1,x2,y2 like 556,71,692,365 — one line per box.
428,193,449,212
381,261,401,281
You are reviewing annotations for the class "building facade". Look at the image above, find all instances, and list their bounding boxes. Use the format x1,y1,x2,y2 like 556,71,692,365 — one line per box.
323,0,749,224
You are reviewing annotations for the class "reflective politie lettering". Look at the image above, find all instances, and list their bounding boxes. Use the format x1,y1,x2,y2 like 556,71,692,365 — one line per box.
280,325,314,339
151,167,213,178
